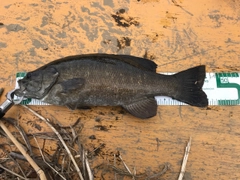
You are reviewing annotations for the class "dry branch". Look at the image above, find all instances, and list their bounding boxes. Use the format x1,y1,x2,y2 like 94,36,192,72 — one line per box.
0,164,26,180
22,105,85,180
0,121,47,180
178,137,192,180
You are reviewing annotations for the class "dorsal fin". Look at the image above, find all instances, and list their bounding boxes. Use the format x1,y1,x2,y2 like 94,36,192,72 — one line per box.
114,54,157,72
36,53,157,72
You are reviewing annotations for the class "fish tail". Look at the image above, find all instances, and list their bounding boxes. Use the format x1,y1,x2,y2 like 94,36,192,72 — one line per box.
173,65,208,107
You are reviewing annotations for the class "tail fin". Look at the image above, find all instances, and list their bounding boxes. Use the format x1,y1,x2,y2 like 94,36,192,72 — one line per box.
174,65,208,107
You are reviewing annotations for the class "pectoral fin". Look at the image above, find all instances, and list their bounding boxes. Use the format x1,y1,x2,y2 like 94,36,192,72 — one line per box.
56,78,85,110
59,78,85,94
122,97,157,119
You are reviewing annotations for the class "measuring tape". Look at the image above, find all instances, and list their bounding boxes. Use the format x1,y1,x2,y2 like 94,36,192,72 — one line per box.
14,72,240,106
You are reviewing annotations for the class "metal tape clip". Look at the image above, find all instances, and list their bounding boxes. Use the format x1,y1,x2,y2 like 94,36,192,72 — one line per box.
0,89,24,114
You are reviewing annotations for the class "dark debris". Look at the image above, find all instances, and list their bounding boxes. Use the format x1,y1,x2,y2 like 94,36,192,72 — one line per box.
94,125,108,131
117,37,131,50
89,135,96,140
111,9,139,27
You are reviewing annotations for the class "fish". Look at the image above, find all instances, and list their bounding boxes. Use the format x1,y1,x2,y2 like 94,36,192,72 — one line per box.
15,54,208,119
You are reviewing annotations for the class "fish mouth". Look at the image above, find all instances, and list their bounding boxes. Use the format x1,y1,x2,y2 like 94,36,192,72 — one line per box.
14,80,25,96
14,88,26,97
15,78,43,98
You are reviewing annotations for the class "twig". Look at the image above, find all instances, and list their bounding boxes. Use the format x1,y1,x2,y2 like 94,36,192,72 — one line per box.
119,154,135,179
147,163,170,179
75,136,94,180
178,137,192,180
82,145,87,179
70,126,77,143
8,152,27,178
114,154,117,180
0,121,47,180
85,151,94,180
2,117,33,155
133,166,136,178
87,143,105,156
99,159,169,179
22,105,84,180
28,132,67,140
61,152,66,174
0,164,27,180
109,165,133,176
57,118,81,129
171,0,193,16
32,135,66,180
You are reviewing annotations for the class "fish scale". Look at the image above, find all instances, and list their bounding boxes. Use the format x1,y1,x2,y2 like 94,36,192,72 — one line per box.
14,72,239,106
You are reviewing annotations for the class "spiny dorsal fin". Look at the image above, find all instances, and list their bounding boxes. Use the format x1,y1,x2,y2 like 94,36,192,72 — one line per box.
114,54,157,72
36,54,157,72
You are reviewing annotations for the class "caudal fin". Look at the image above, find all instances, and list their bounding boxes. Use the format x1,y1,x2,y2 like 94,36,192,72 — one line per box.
174,65,208,107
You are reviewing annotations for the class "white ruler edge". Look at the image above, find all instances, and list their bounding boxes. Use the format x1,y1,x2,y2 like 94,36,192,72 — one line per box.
14,72,240,106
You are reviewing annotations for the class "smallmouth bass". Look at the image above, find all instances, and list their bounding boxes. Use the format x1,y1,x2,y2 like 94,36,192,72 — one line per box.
15,54,208,119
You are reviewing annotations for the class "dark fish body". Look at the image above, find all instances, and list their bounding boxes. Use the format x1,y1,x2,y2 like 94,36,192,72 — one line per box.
15,54,208,119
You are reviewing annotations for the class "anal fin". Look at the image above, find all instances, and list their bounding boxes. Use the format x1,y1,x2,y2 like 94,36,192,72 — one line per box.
122,97,157,119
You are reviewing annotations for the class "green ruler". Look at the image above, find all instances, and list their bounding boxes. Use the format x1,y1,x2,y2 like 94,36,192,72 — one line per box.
14,72,240,106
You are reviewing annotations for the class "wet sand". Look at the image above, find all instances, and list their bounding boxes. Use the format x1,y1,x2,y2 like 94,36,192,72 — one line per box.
0,0,240,179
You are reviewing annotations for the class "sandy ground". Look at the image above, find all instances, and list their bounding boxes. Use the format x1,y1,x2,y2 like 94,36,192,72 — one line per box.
0,0,240,179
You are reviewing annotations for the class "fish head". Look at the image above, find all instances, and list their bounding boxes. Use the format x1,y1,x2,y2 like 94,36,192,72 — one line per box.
15,67,59,99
